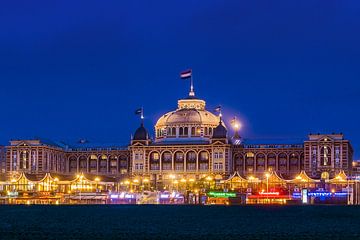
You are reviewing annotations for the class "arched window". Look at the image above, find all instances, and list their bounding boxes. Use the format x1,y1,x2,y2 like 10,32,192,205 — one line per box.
204,127,208,136
290,153,299,171
79,156,87,172
191,127,195,136
99,155,107,173
184,127,189,136
267,153,276,171
256,154,265,172
174,151,184,171
69,156,77,173
150,152,160,170
119,155,128,174
209,128,213,136
278,153,287,172
186,151,196,171
245,152,254,172
198,151,209,171
89,155,98,173
196,127,201,136
233,154,243,172
179,127,184,136
109,156,117,174
161,151,172,170
172,127,176,136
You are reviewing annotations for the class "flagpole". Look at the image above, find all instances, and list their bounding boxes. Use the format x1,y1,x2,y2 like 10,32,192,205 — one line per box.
189,71,194,97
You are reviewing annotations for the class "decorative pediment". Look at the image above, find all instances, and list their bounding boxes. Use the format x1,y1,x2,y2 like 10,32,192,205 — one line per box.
211,140,227,145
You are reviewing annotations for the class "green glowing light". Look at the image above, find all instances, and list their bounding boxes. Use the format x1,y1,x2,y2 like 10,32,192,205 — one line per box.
207,192,236,198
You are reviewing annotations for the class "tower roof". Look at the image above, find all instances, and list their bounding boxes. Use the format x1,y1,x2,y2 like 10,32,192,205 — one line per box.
133,123,148,141
212,121,227,139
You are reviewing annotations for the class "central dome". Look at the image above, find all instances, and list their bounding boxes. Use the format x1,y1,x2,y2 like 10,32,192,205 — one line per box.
155,97,220,142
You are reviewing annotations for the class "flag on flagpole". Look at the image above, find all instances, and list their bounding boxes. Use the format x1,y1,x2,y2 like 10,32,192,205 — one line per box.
214,106,222,112
180,69,192,79
135,108,142,115
215,106,222,118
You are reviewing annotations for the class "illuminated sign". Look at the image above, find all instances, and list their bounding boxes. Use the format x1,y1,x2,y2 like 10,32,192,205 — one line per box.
258,191,279,196
160,192,181,199
302,189,308,204
308,192,348,197
207,192,236,198
110,192,135,199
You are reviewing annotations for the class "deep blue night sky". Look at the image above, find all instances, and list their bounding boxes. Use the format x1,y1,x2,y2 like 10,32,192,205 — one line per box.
1,1,359,158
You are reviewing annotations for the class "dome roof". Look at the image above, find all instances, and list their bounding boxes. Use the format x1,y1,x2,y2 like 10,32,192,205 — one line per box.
133,123,148,141
156,108,219,127
212,122,227,139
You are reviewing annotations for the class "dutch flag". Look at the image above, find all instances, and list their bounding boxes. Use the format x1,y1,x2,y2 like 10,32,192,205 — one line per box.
180,69,192,79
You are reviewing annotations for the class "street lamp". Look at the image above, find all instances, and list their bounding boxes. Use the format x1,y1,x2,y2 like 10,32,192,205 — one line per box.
265,172,270,192
94,177,100,192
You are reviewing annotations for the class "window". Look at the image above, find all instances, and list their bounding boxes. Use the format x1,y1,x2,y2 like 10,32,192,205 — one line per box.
187,163,196,170
151,152,160,160
184,127,189,135
162,152,172,161
187,151,196,162
214,162,223,171
134,163,143,170
214,151,224,159
179,127,184,136
191,127,195,136
200,152,209,161
175,152,184,161
134,152,143,160
150,163,160,170
175,164,183,171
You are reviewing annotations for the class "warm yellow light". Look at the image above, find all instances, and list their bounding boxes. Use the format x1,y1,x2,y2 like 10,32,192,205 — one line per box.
94,177,100,182
55,200,59,205
124,180,130,185
265,173,271,178
169,174,176,179
248,176,255,181
133,179,139,183
180,178,186,183
231,117,242,130
296,175,302,180
11,178,16,183
206,176,213,181
331,189,335,193
336,175,344,181
54,177,59,182
143,178,149,183
173,180,178,184
189,178,195,182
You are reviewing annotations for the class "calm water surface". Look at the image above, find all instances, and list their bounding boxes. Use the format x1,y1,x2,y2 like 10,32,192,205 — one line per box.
0,205,359,240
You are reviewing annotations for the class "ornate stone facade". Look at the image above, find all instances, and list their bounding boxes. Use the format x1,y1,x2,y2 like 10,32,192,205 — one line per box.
2,88,354,183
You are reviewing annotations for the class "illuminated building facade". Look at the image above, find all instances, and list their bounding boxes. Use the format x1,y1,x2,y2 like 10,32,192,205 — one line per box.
0,146,5,174
5,140,129,178
1,86,355,185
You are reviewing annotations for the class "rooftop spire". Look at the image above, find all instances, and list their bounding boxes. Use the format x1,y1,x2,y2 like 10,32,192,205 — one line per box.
189,75,195,97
